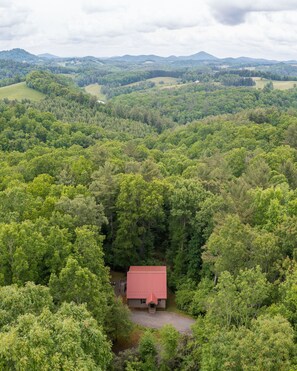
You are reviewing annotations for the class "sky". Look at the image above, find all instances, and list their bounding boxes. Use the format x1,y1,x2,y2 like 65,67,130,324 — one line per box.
1,0,297,60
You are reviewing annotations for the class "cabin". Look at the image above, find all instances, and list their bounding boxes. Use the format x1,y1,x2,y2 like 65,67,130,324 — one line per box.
126,266,167,313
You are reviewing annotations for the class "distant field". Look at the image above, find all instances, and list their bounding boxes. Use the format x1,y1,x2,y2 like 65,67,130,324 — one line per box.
126,76,180,88
253,77,297,90
60,73,77,80
84,83,106,101
147,76,179,86
0,82,45,101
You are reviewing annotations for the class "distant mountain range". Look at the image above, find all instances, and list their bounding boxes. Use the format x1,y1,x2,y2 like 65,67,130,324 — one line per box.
173,51,219,61
102,50,282,65
0,49,60,62
0,48,293,66
107,51,219,63
38,53,60,59
0,48,39,62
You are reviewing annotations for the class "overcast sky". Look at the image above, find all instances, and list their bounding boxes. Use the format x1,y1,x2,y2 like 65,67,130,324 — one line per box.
1,0,297,59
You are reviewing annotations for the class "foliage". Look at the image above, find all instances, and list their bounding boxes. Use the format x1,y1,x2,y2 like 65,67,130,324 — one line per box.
113,174,166,268
0,282,53,328
207,267,271,328
1,65,297,368
112,83,297,124
159,324,180,362
138,330,158,361
0,302,112,370
195,314,295,371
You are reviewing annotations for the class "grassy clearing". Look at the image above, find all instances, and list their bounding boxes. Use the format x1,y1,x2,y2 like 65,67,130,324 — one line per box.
253,77,297,90
126,76,180,88
84,83,106,101
60,73,77,80
0,82,45,101
147,76,179,86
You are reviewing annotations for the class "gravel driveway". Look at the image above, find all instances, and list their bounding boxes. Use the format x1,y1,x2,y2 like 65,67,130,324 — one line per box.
130,310,195,333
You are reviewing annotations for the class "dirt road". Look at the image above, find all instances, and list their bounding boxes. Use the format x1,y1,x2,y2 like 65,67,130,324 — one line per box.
130,310,195,333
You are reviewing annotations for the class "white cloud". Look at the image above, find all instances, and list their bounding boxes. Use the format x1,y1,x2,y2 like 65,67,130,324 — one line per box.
0,0,10,7
82,1,126,14
208,0,297,25
0,0,297,60
0,1,34,41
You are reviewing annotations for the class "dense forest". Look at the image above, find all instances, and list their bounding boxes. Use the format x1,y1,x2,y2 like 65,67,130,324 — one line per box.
0,59,297,370
112,82,297,124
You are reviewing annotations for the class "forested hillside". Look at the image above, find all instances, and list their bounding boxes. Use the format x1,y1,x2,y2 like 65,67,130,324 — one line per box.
0,67,297,370
112,83,297,124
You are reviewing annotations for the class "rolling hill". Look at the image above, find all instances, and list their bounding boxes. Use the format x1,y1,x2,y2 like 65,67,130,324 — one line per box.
0,82,45,101
0,48,39,63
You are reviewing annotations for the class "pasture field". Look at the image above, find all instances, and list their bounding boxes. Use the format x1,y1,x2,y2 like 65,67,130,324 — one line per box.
147,76,179,86
253,77,297,90
0,82,45,102
0,82,45,101
84,83,106,101
126,76,180,88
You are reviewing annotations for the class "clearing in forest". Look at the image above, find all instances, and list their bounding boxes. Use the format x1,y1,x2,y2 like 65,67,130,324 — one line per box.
252,77,297,90
125,76,180,88
0,82,45,101
84,83,106,101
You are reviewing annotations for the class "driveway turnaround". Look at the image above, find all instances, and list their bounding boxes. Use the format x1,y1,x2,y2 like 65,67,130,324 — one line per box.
130,310,195,333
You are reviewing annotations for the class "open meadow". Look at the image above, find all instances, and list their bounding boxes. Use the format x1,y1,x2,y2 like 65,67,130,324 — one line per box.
84,83,106,101
253,77,297,90
0,82,45,101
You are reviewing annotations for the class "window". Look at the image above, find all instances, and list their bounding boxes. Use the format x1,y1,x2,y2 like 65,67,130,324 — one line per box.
140,299,146,304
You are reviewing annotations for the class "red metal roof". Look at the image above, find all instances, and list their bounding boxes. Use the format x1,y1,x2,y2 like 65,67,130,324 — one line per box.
146,292,158,305
129,266,166,272
127,266,167,300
